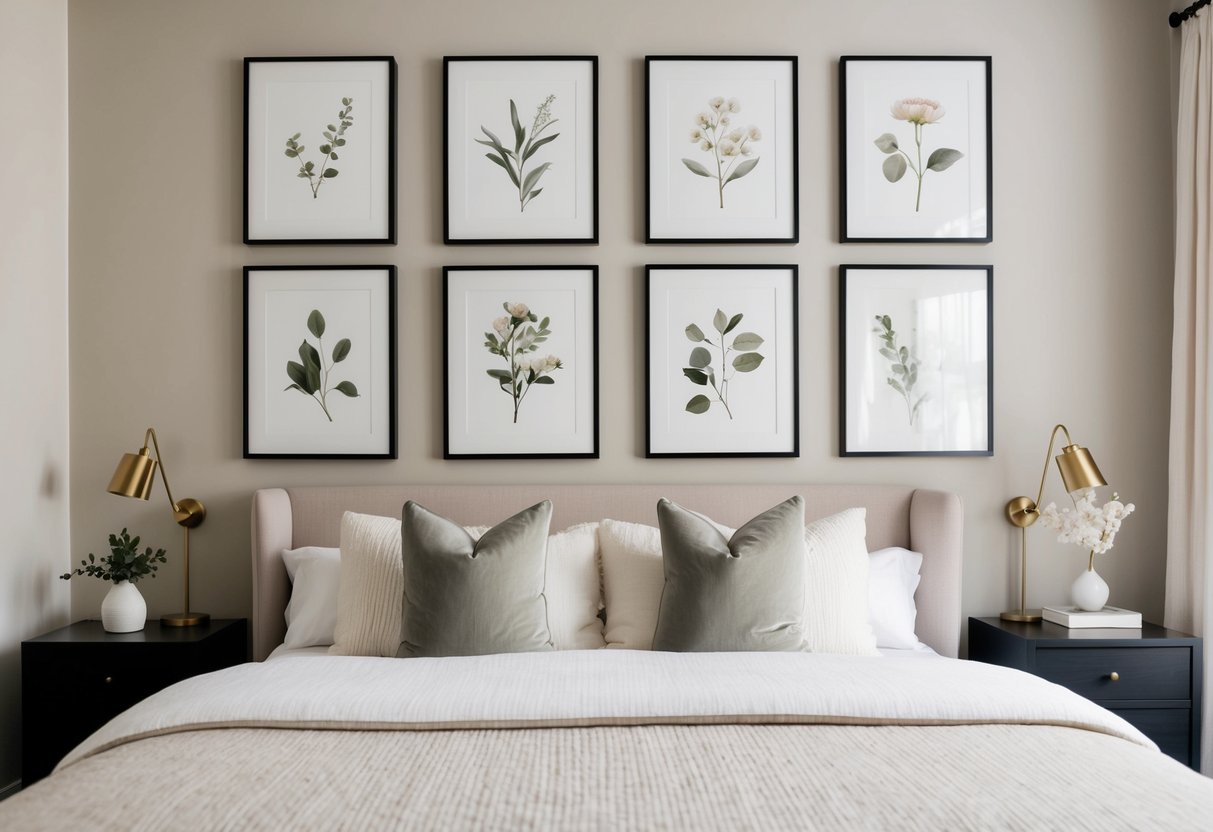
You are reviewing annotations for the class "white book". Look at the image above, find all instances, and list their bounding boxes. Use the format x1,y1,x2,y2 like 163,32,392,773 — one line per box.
1041,605,1143,629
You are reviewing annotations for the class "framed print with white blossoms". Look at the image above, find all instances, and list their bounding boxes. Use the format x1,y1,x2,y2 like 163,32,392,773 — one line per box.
840,265,992,457
840,56,991,243
444,57,598,244
646,57,799,243
244,57,397,244
647,265,799,457
244,266,397,459
444,266,599,459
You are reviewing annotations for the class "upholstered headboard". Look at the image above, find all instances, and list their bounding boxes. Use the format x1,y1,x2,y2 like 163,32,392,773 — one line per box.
251,484,964,661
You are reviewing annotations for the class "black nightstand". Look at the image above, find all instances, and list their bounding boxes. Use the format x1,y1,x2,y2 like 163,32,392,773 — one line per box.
21,618,247,785
968,616,1203,770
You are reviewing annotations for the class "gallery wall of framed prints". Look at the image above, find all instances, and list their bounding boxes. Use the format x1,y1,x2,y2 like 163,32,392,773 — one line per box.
235,49,994,464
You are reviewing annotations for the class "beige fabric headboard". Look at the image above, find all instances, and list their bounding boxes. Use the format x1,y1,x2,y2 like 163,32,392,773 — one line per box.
251,484,963,661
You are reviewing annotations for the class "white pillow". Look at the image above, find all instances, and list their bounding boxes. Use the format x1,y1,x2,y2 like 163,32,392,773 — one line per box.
283,554,341,649
600,508,879,656
329,512,605,657
867,546,924,650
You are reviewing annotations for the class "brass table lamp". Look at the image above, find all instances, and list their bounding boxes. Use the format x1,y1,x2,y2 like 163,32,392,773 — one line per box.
107,427,209,627
1002,424,1106,622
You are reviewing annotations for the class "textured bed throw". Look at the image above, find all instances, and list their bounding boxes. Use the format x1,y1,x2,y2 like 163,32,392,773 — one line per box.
6,652,1213,830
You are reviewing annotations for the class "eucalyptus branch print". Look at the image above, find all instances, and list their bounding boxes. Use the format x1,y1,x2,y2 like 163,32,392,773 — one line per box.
872,314,926,427
476,95,559,212
283,97,354,199
872,98,962,212
682,96,762,209
284,309,359,422
682,309,765,420
483,302,562,423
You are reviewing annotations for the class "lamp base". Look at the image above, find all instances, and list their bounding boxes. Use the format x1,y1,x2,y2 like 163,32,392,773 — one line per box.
161,612,210,628
1000,609,1042,623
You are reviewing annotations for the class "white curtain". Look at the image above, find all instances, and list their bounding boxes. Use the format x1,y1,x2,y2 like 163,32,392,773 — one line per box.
1168,9,1213,777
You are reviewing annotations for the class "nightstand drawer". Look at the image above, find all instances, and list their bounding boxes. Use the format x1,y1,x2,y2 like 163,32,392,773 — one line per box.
1034,647,1191,701
1111,708,1192,766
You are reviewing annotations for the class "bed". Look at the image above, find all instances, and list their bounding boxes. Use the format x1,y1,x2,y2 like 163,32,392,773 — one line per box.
4,483,1213,830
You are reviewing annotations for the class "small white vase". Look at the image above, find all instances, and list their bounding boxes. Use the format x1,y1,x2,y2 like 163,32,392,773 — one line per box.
1071,567,1110,612
101,580,147,633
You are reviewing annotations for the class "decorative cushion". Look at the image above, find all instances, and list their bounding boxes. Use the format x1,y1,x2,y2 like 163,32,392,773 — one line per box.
803,509,879,656
868,546,924,650
400,500,554,658
600,519,665,649
329,512,403,658
652,497,806,652
281,546,340,649
543,523,606,650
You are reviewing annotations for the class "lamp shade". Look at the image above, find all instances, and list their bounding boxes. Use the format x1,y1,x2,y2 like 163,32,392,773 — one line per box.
107,448,157,500
1055,443,1106,494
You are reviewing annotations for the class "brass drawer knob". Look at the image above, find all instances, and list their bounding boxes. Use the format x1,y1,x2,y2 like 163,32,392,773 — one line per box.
1108,671,1120,682
104,676,113,684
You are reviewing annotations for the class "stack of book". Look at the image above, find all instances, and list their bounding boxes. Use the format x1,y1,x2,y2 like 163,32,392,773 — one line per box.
1041,606,1142,628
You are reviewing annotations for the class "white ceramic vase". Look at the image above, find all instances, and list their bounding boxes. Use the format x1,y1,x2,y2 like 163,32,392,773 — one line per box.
101,580,147,633
1071,566,1110,612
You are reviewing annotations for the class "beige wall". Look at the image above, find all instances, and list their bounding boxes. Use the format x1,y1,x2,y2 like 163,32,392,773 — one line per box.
67,0,1176,643
1,0,70,788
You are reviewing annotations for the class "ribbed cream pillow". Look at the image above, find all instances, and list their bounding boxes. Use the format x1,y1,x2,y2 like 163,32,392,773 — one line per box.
802,508,879,656
600,507,879,655
329,512,403,658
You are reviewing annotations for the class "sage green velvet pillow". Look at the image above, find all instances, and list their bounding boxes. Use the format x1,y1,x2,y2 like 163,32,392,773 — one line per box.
652,496,806,652
400,500,554,658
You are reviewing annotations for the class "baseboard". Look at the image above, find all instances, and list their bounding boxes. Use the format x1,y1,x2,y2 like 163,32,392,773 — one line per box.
0,779,21,801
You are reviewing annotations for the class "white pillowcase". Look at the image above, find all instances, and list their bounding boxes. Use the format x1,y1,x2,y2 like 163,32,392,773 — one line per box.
328,512,606,657
282,551,341,649
600,507,879,656
867,546,924,650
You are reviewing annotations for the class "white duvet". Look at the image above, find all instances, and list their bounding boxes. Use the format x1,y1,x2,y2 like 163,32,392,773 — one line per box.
61,649,1154,770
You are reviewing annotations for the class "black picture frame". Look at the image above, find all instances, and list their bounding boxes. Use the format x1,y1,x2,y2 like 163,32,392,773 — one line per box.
839,56,993,243
646,264,800,458
243,265,398,459
443,56,599,245
443,265,600,459
839,264,993,457
243,56,398,245
645,56,800,244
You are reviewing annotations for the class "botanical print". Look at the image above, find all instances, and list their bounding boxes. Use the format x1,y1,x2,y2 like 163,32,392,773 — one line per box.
284,309,359,422
682,96,762,209
682,308,765,419
483,301,562,423
872,97,962,212
283,97,355,199
872,314,926,427
476,95,559,212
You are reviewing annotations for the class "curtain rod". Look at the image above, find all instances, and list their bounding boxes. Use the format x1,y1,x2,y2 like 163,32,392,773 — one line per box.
1172,0,1210,27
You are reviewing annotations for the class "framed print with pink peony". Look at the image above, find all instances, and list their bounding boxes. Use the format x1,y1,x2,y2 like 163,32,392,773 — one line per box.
646,265,799,457
840,57,992,243
444,266,599,459
646,57,798,243
840,265,992,457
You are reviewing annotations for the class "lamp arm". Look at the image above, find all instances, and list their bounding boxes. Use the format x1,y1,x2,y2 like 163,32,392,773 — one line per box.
1029,424,1073,512
144,427,180,512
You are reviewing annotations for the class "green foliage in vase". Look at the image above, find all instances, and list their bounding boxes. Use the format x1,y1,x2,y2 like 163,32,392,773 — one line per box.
682,309,765,420
476,95,559,212
60,528,167,585
284,309,359,422
682,96,762,209
873,314,927,427
284,97,354,199
483,301,562,424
